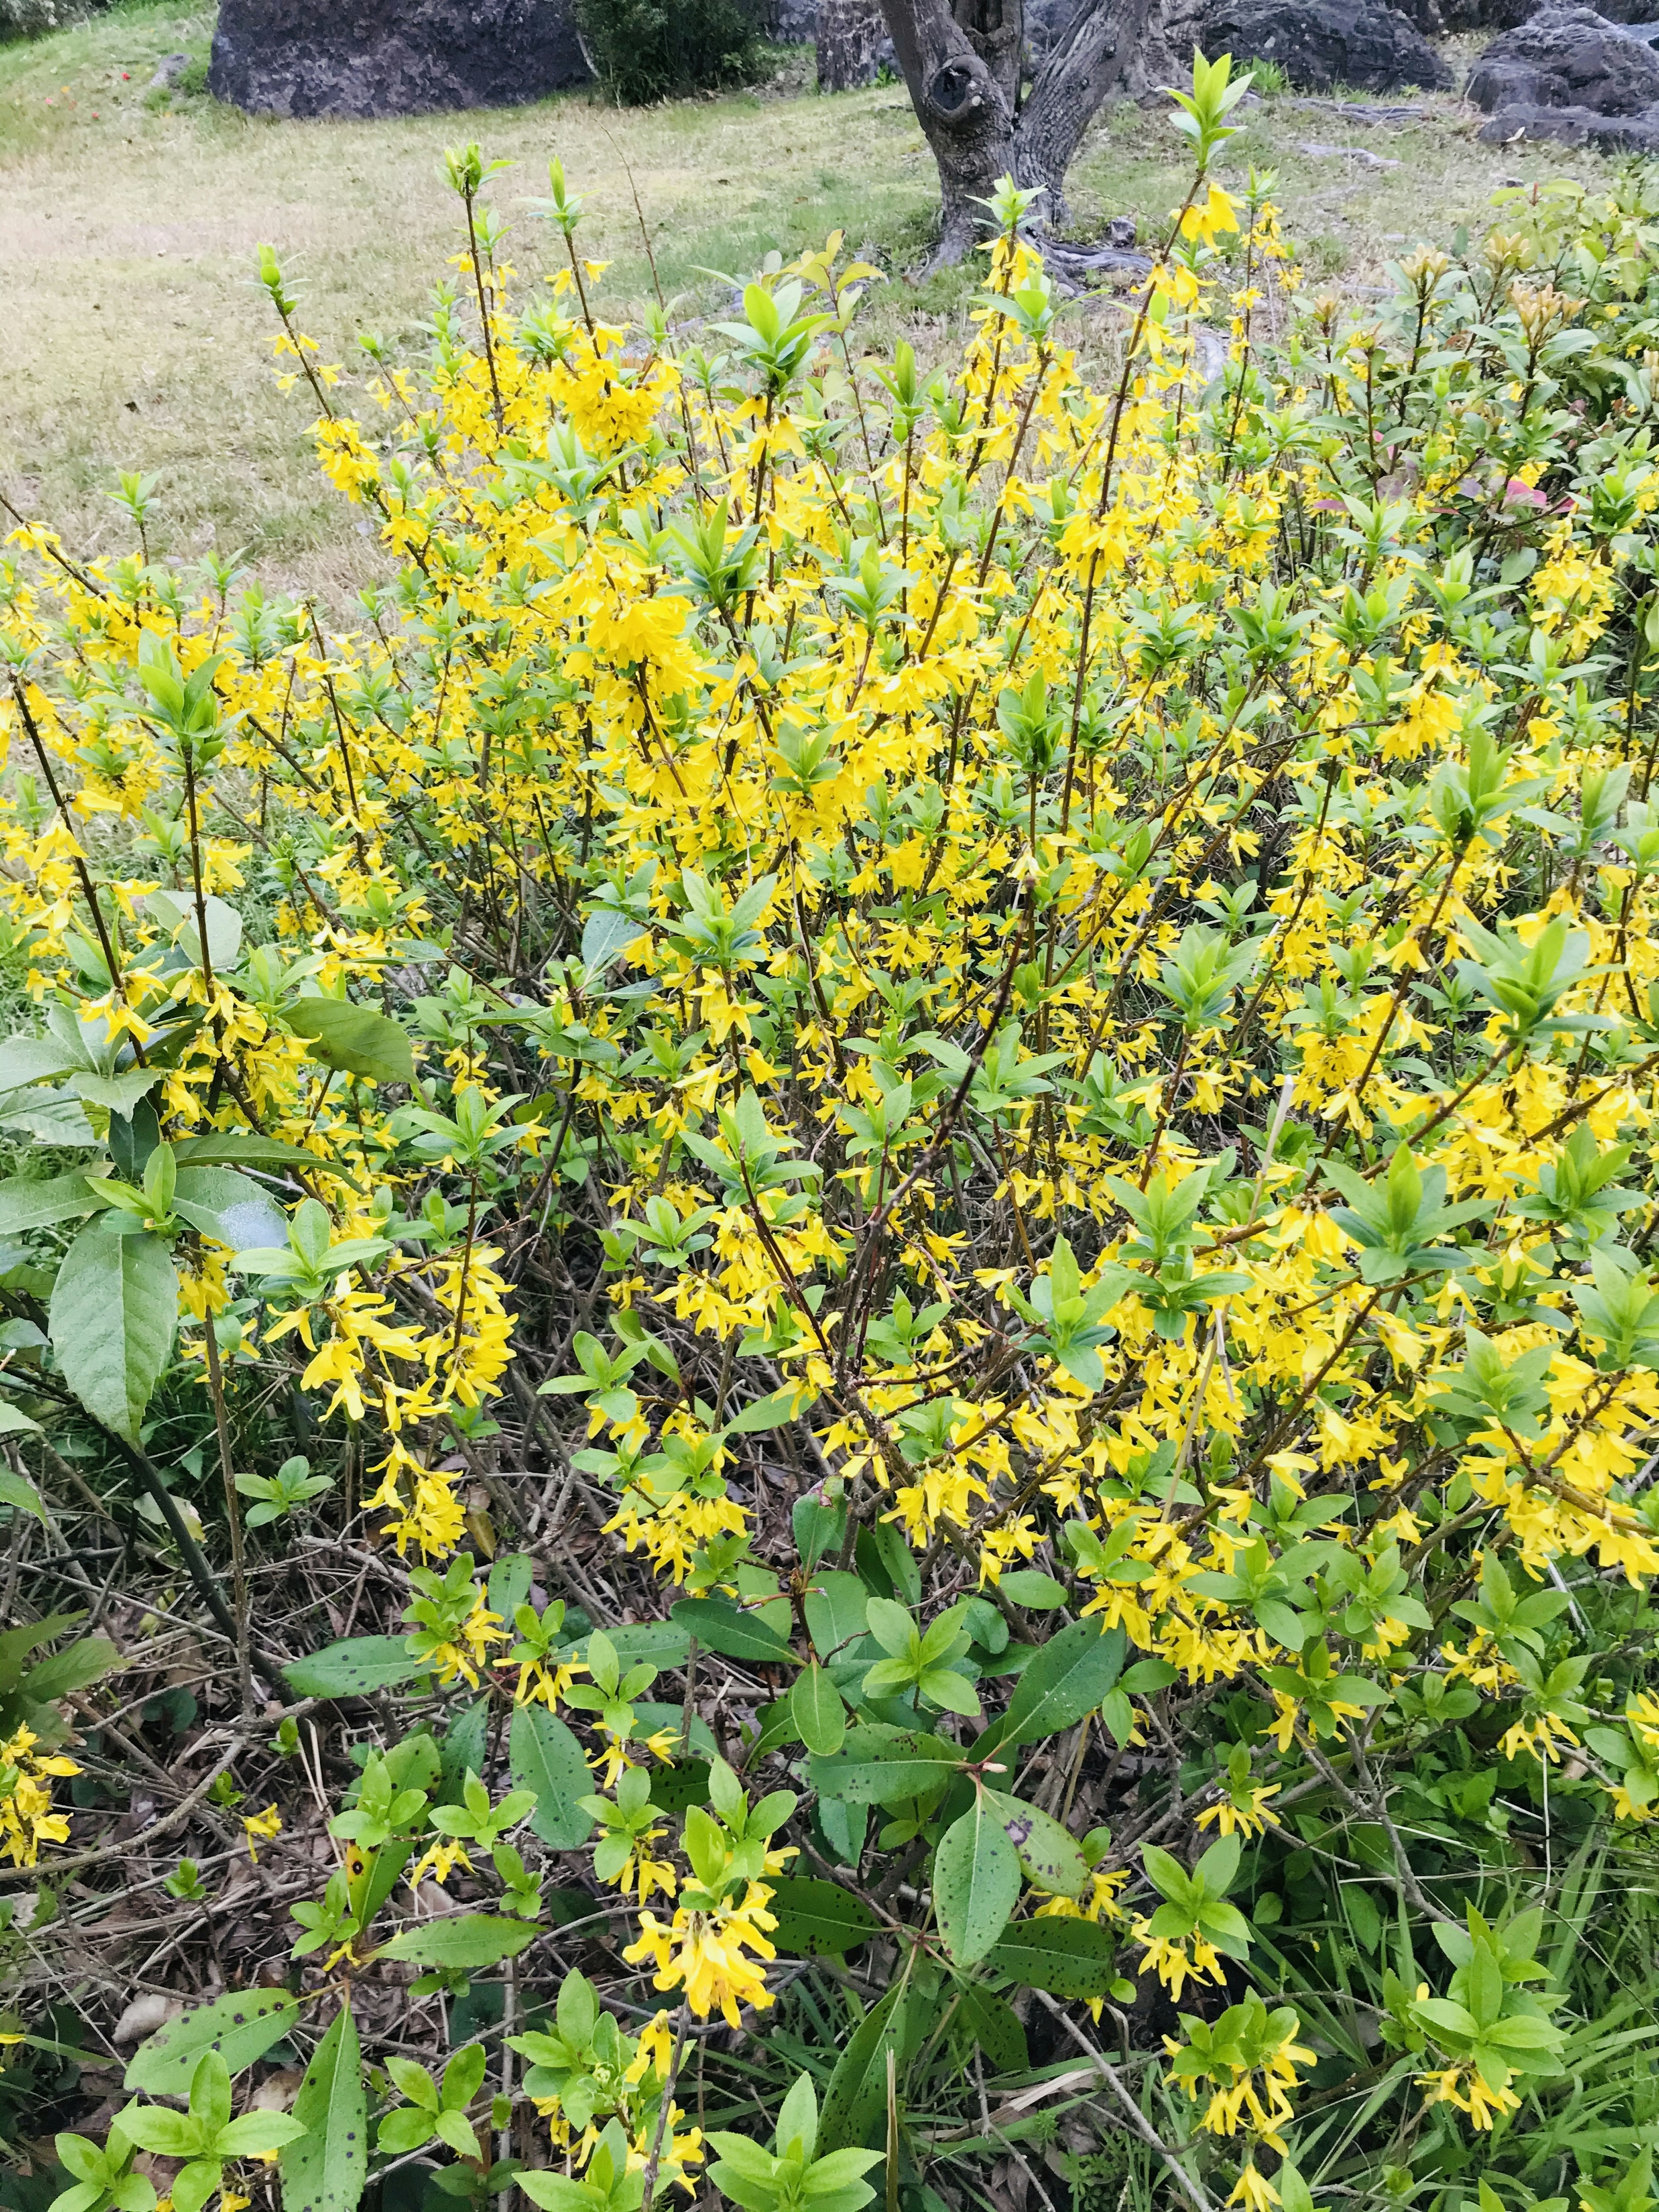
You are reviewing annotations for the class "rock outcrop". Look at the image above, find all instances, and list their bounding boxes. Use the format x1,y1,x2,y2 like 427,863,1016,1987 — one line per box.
1174,0,1452,92
208,0,590,118
1478,97,1659,140
1469,3,1659,148
1470,1,1659,108
1444,0,1658,25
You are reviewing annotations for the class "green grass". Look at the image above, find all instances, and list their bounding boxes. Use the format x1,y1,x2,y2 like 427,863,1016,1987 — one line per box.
0,6,1625,582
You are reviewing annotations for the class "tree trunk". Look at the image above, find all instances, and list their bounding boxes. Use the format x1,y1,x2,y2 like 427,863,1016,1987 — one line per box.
1016,0,1156,210
876,0,1157,264
879,0,1019,262
817,0,889,91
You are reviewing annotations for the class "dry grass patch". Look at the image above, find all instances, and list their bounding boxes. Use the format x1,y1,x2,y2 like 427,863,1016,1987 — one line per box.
0,6,1627,576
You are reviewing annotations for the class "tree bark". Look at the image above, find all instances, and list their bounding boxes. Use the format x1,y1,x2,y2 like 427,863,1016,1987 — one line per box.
1017,0,1156,206
875,0,1157,264
817,0,889,91
879,0,1018,263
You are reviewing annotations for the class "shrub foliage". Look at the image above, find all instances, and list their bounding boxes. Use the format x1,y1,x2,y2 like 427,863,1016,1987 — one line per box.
6,57,1659,2212
574,0,765,107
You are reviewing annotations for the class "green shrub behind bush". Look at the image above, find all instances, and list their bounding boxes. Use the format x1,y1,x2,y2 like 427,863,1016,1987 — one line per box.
575,0,765,103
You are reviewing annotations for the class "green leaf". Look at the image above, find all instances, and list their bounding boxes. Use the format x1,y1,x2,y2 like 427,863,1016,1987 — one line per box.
279,2001,366,2212
670,1597,797,1666
25,1634,121,1701
69,1069,161,1116
0,1468,44,1524
171,1135,353,1180
1414,1996,1479,2040
984,1791,1087,1898
0,1613,80,1679
819,1987,907,2154
556,1621,691,1670
288,999,414,1084
766,1877,882,1957
581,906,640,974
818,1794,866,1866
510,1703,596,1851
804,1571,868,1661
0,1171,103,1237
958,1986,1027,2076
146,888,243,973
124,1989,300,2094
172,1169,288,1252
807,1726,963,1805
0,1090,96,1147
376,1914,539,1969
725,1387,812,1435
934,1793,1021,1965
0,1035,78,1090
997,1571,1069,1611
985,1916,1121,1999
985,1621,1126,1751
790,1664,846,1755
49,1221,176,1443
283,1636,426,1699
518,2178,591,2212
487,1552,535,1621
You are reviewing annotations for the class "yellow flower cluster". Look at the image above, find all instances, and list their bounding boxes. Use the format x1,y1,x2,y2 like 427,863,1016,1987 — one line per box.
10,100,1659,2193
624,1883,781,2030
0,1726,77,1868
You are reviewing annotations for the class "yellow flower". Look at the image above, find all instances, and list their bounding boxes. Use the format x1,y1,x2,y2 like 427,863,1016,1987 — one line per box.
623,1883,779,2029
1196,1784,1282,1840
1131,1919,1226,2000
409,1837,473,1888
1227,2166,1280,2212
1417,2063,1522,2131
0,1727,79,1868
243,1804,283,1862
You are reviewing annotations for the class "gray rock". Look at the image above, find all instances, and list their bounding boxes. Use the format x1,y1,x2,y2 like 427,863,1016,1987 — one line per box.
148,51,190,88
1472,2,1659,112
1478,94,1659,139
1184,0,1453,92
1444,0,1657,23
1392,0,1447,34
208,0,590,118
1467,55,1551,104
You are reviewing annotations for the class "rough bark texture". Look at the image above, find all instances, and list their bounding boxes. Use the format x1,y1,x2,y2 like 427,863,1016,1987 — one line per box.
877,0,1154,264
208,0,589,118
1016,0,1157,205
816,0,890,89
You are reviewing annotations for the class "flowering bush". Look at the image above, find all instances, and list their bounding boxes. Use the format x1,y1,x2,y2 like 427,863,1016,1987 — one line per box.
6,54,1659,2212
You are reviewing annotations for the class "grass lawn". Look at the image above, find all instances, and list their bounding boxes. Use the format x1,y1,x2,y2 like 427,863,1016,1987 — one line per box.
0,2,1625,584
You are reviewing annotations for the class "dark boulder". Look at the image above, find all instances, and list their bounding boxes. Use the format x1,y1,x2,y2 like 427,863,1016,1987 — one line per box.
1466,54,1551,103
1188,0,1453,92
1393,0,1447,34
814,0,889,87
1478,95,1659,139
1471,2,1659,113
208,0,590,118
1443,0,1658,23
